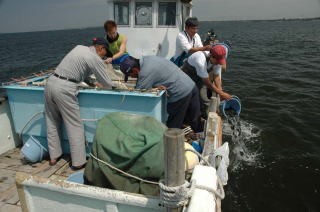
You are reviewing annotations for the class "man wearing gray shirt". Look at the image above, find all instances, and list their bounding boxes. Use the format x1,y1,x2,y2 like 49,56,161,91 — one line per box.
120,56,203,133
45,38,114,169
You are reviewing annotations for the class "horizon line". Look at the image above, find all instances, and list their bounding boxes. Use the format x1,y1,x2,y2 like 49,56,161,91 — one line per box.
1,16,319,35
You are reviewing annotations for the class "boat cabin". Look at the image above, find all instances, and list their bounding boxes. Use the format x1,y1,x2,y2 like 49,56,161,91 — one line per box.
106,0,192,58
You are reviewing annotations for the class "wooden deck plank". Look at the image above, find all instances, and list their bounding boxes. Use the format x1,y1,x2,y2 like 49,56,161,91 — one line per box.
54,159,82,177
0,149,16,158
49,174,68,181
0,203,22,212
0,169,16,193
33,155,69,178
0,149,70,206
0,148,45,173
0,186,17,204
2,148,22,159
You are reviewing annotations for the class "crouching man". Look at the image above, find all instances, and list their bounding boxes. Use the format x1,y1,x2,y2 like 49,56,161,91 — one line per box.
181,46,232,116
44,38,114,169
119,56,204,134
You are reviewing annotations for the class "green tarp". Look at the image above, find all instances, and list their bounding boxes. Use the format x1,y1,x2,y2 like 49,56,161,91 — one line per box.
84,112,167,196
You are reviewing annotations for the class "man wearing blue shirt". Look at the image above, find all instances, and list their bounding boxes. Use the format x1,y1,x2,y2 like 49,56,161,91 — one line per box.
120,56,203,133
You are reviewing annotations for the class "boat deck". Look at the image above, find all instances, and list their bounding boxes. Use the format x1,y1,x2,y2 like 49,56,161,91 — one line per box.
0,148,81,212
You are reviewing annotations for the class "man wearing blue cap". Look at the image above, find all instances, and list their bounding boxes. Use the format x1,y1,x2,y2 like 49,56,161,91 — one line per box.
44,38,114,169
120,56,204,134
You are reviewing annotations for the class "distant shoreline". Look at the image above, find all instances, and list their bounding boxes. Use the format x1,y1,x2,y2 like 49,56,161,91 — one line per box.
203,17,320,23
1,17,320,34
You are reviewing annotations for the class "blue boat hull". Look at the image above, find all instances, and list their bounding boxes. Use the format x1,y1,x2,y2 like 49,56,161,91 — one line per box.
3,82,167,154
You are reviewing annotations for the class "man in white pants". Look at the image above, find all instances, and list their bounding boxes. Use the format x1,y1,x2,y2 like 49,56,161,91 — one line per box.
44,38,114,169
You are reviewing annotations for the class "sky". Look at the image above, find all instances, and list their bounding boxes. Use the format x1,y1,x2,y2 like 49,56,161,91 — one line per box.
0,0,319,33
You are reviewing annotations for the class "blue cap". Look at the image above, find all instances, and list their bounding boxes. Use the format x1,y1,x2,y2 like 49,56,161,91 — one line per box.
92,37,109,50
120,56,137,82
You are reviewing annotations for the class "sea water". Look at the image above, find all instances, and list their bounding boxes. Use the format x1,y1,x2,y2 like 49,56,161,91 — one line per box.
223,116,262,171
1,19,320,211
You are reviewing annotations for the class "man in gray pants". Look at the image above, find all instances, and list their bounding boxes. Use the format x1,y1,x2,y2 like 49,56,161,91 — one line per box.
44,38,114,169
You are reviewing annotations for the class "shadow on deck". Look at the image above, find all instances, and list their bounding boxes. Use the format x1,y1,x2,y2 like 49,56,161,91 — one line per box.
0,148,82,211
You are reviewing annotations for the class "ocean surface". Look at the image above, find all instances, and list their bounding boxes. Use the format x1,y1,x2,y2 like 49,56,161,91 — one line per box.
1,20,320,211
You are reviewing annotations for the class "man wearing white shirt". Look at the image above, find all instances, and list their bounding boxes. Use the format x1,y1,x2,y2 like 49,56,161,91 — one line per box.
171,17,211,67
181,47,232,116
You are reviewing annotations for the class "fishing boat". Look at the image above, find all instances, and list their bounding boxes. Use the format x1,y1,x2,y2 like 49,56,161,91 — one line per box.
0,0,229,211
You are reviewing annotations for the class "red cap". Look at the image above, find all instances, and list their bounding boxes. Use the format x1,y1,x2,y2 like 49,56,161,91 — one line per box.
210,45,226,65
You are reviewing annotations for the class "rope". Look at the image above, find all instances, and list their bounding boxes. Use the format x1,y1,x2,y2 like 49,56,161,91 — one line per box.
90,149,225,208
20,112,99,140
19,111,44,139
81,118,98,122
159,179,195,208
194,177,225,200
159,178,225,208
185,148,210,166
183,126,192,134
89,153,159,185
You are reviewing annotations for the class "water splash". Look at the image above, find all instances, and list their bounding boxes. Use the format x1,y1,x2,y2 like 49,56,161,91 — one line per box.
223,116,262,171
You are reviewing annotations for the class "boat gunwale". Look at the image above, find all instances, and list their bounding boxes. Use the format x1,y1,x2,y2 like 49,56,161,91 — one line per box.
1,85,166,98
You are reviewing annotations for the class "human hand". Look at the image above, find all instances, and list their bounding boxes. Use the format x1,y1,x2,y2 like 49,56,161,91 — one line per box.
204,45,211,51
220,92,232,100
155,85,167,90
104,57,113,64
95,83,103,88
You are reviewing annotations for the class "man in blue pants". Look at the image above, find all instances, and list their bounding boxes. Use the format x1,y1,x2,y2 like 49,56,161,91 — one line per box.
119,56,204,134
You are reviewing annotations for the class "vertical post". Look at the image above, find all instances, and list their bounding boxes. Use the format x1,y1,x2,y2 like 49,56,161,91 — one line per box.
209,97,219,113
163,128,185,212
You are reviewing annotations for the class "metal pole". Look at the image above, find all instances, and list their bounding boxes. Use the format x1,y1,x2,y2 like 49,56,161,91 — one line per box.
163,128,185,212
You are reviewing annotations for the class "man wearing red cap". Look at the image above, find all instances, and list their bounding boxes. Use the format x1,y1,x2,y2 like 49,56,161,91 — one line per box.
181,45,232,117
210,44,230,91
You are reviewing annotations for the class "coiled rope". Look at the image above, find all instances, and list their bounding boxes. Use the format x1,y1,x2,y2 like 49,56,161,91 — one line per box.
159,178,225,208
159,179,195,208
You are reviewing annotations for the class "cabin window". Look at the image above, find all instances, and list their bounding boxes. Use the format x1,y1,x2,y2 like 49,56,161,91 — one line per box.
114,2,130,25
135,2,153,26
158,2,176,26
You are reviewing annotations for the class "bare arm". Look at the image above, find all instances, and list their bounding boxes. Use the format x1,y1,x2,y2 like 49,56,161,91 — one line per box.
202,78,231,100
213,74,222,90
188,45,211,54
112,36,127,60
89,57,114,88
105,36,128,64
221,64,227,72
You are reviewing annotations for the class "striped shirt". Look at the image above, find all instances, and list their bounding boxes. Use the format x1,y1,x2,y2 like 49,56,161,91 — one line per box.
55,45,113,87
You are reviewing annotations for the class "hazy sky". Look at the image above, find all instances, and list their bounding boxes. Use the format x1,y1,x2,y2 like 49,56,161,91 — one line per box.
0,0,319,33
193,0,320,21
